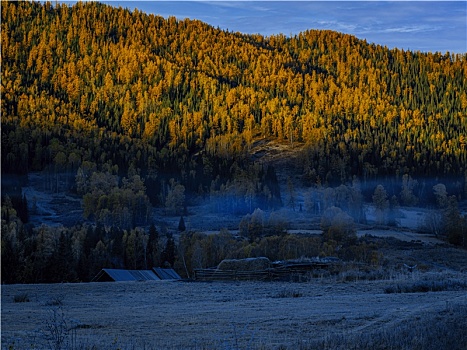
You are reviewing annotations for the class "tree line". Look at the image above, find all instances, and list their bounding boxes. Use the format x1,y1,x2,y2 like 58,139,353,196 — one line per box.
2,193,381,284
1,197,174,283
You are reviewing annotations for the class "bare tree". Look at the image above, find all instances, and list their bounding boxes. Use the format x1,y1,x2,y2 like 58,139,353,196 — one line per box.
425,210,442,237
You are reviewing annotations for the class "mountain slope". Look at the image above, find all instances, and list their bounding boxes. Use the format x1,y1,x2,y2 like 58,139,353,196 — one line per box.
2,1,466,186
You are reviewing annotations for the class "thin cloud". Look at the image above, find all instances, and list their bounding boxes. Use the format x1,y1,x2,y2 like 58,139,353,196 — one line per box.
88,1,467,53
380,25,439,34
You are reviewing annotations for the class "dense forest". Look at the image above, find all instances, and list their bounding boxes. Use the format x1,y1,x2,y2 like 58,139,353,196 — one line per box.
1,1,467,283
2,1,467,184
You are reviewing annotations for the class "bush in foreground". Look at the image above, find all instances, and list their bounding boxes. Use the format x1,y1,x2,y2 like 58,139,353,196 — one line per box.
384,278,467,294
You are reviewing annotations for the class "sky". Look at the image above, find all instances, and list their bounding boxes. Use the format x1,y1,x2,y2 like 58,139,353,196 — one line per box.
85,1,466,54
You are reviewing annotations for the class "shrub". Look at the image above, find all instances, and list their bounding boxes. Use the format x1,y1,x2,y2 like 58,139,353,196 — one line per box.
384,278,467,294
45,295,64,306
41,307,70,350
273,290,303,298
13,293,30,303
321,207,356,245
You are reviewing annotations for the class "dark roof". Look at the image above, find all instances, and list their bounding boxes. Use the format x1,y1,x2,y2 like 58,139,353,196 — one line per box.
92,269,161,282
153,267,181,280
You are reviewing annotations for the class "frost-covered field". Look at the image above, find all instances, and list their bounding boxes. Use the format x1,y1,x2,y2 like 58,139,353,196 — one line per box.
2,274,467,350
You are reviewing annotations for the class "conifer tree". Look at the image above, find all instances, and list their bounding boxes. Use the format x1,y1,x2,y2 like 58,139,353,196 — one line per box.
147,223,159,268
178,216,186,232
161,233,176,267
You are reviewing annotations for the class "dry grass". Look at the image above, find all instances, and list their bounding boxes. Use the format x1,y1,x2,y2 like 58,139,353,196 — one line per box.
384,277,467,294
2,269,466,350
302,304,467,350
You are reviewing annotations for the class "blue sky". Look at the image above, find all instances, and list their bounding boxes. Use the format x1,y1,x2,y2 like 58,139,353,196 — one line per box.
90,1,466,53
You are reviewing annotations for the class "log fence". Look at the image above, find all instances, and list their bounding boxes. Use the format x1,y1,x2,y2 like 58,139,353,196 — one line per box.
193,261,336,281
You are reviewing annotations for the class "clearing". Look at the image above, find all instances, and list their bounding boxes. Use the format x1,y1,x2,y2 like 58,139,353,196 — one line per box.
2,272,466,349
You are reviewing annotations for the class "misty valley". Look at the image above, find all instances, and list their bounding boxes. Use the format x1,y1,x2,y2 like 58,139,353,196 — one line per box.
2,160,466,284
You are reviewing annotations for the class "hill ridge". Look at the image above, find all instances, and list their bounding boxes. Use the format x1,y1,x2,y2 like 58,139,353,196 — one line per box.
2,1,466,187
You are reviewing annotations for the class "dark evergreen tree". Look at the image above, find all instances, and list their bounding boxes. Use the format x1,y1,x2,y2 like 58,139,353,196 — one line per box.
444,196,466,246
21,194,29,223
147,223,159,268
77,225,97,281
265,165,282,208
48,231,76,283
178,216,186,232
110,226,124,268
161,233,176,267
0,232,20,283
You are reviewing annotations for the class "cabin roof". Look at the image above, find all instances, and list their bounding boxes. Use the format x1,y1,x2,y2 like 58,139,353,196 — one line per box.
92,268,160,282
153,267,181,280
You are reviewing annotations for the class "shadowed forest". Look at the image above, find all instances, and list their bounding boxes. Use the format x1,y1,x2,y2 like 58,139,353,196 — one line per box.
1,1,467,284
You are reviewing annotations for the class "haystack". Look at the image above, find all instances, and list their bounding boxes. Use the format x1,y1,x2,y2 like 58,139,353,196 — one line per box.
217,257,270,271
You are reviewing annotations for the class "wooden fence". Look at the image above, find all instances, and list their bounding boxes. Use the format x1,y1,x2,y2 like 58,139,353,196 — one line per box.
194,261,335,282
193,269,270,281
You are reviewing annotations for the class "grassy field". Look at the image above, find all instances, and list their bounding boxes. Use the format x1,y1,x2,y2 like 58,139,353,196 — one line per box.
2,269,466,350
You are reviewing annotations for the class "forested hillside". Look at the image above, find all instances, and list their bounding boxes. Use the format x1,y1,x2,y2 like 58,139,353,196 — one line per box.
2,1,467,187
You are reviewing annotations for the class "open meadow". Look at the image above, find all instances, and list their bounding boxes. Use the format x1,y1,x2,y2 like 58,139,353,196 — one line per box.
2,268,467,350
